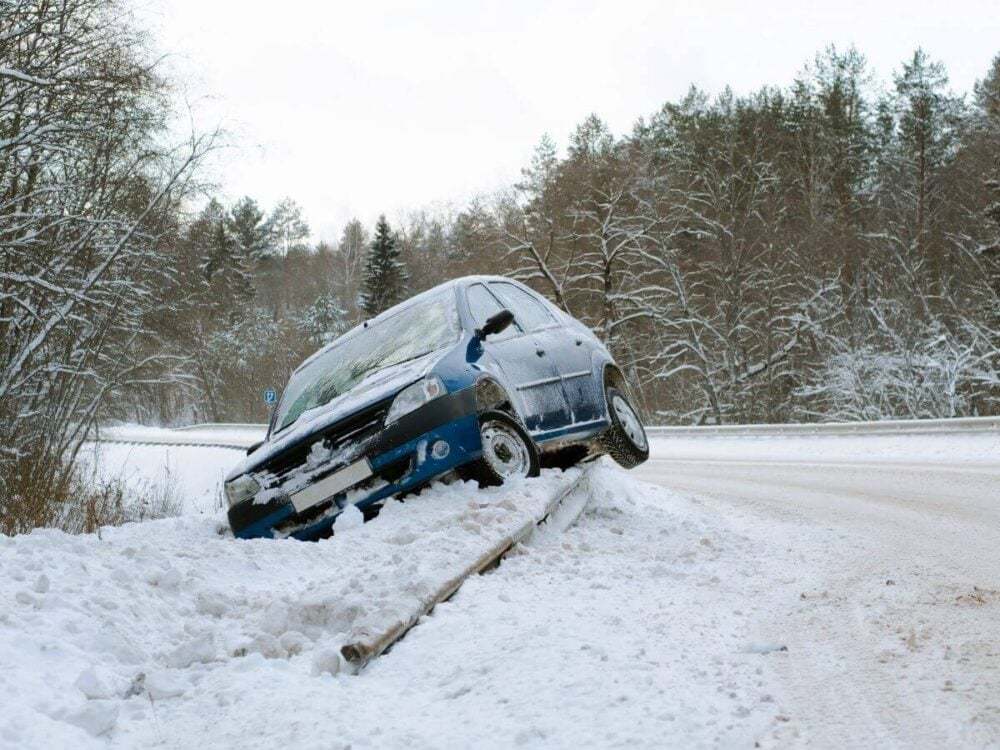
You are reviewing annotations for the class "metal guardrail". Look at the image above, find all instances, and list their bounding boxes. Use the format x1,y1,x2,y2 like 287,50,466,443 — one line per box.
646,416,1000,438
171,423,268,433
88,416,999,452
90,424,266,451
90,437,256,450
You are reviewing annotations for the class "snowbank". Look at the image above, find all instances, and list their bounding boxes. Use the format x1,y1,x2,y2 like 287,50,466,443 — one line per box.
0,470,579,748
76,442,244,516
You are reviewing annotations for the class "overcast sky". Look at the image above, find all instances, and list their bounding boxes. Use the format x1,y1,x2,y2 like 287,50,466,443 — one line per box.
143,0,1000,243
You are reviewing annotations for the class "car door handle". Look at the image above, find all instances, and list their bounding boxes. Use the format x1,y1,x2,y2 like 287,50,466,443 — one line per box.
536,349,545,357
575,339,583,346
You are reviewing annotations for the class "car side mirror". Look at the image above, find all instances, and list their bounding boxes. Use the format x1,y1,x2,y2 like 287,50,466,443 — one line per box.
246,440,264,456
477,309,515,339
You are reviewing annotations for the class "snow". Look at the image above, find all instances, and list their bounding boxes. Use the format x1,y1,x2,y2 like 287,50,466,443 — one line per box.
636,441,1000,746
76,441,244,515
2,430,999,747
0,468,581,749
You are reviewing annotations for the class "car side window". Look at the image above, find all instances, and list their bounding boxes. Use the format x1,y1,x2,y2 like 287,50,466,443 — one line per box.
488,283,557,332
466,284,520,340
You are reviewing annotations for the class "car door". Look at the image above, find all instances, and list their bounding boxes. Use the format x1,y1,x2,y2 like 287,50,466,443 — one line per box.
465,283,570,434
487,281,603,426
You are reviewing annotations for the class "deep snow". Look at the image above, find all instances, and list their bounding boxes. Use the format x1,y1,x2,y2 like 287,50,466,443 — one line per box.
76,441,238,516
2,429,999,748
0,467,588,749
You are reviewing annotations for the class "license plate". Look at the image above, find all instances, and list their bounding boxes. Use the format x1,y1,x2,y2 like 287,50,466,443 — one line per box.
290,459,372,513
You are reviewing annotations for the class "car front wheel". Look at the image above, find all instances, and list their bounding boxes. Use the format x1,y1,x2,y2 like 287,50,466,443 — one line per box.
459,410,540,487
599,387,649,468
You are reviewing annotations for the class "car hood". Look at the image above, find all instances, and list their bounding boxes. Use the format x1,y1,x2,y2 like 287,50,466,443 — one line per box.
226,350,443,481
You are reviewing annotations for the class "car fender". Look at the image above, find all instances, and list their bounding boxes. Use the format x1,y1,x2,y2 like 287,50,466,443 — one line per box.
473,375,519,418
446,332,528,425
600,360,639,408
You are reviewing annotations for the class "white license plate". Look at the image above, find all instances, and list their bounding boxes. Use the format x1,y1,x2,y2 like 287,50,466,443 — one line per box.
290,459,372,513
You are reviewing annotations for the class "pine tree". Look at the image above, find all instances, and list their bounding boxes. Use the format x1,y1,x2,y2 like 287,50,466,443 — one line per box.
893,49,965,257
975,55,1000,256
228,197,271,262
192,199,255,321
360,215,409,316
973,55,1000,332
297,294,349,346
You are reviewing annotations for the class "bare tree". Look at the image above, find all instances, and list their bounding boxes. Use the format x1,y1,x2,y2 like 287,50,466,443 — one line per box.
0,0,211,531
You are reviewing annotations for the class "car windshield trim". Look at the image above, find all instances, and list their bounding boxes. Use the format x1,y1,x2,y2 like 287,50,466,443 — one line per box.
270,292,459,436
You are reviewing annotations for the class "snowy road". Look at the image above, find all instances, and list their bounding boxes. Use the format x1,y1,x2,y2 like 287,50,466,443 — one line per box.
2,429,999,748
635,455,1000,747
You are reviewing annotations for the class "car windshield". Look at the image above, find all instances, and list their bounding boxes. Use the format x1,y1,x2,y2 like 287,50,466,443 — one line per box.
271,292,459,435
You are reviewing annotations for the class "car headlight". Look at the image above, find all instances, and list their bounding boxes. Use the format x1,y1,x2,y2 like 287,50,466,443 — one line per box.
225,474,261,507
385,376,445,424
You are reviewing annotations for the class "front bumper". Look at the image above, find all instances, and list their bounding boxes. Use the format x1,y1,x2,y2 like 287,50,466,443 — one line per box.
228,386,480,541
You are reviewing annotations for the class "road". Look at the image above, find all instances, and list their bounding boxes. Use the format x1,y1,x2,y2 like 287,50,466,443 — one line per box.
635,456,1000,748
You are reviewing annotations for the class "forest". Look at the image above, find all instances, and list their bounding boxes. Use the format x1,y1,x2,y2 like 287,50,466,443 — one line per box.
1,0,998,529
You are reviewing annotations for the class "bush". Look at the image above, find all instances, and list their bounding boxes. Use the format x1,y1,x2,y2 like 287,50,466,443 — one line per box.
1,454,181,536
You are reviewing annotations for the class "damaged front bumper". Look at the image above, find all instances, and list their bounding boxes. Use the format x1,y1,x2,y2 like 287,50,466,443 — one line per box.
227,386,481,541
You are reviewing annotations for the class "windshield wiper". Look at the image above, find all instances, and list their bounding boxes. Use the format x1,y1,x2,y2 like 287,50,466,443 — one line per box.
378,350,435,371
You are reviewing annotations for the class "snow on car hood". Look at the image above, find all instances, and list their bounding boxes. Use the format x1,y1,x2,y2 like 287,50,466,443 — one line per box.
227,350,443,481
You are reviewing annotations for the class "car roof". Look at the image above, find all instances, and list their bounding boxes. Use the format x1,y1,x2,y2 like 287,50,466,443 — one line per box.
292,275,523,375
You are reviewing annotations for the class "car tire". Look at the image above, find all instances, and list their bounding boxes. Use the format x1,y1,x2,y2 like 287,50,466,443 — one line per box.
459,410,540,487
599,387,649,468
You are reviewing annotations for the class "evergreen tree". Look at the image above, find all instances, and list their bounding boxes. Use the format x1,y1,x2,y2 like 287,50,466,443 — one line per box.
297,294,349,346
360,215,409,316
972,55,1000,330
797,45,874,223
191,199,255,321
228,197,271,262
893,49,965,257
975,55,1000,256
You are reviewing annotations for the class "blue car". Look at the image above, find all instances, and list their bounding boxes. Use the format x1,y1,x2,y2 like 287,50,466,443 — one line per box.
224,276,648,540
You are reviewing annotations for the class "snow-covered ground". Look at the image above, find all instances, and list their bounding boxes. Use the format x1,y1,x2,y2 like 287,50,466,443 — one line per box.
76,442,240,516
2,429,999,748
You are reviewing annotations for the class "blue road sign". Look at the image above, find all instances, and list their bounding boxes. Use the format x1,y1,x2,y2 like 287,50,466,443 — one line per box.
264,388,277,405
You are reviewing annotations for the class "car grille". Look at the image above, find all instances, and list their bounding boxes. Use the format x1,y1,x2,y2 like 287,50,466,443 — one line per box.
262,399,392,484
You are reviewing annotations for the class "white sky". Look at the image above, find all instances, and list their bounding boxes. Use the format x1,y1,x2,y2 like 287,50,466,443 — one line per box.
141,0,1000,243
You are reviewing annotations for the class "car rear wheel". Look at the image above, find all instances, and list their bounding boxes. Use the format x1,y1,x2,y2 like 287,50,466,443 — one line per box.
459,410,540,487
599,387,649,468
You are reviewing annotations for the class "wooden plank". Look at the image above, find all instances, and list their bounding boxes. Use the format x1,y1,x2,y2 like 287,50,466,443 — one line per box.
340,467,592,669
